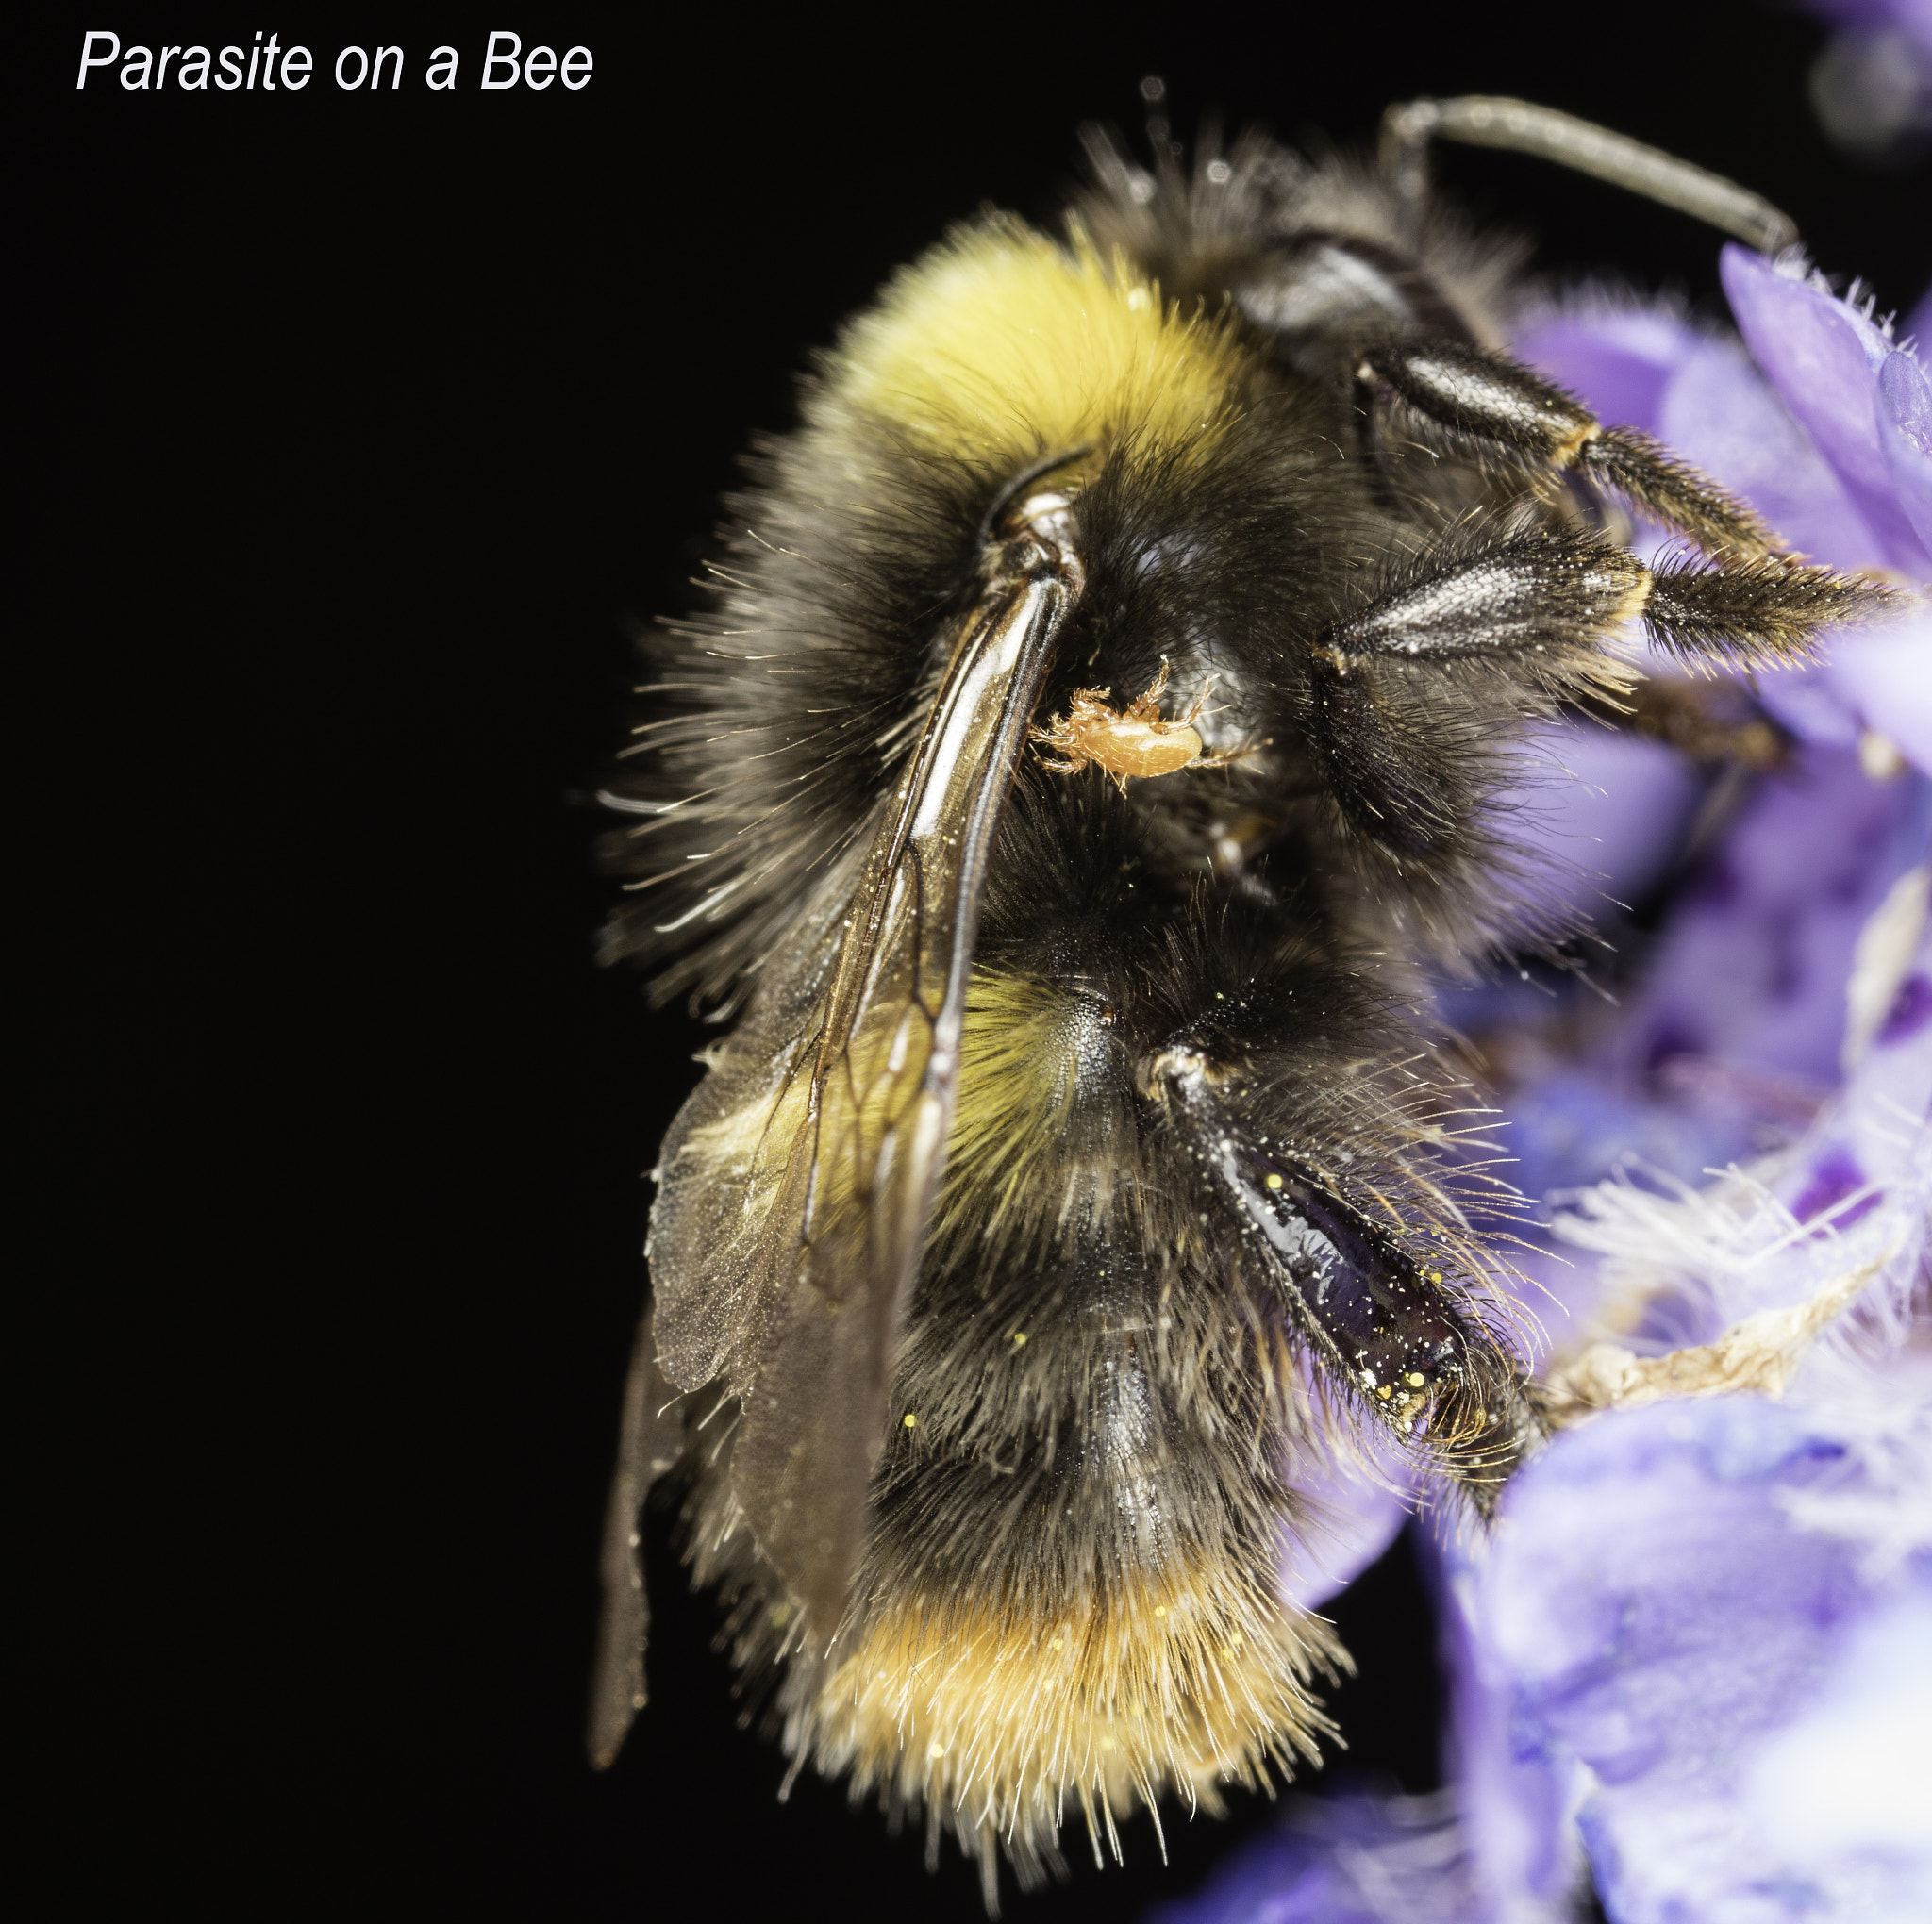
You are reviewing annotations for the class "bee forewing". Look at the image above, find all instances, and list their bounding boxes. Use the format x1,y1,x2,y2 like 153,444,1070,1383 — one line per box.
650,539,1082,1632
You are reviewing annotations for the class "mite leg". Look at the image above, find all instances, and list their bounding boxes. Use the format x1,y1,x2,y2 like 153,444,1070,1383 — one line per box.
1124,656,1171,719
1158,665,1252,773
1357,337,1784,559
1306,530,1888,865
1580,675,1790,771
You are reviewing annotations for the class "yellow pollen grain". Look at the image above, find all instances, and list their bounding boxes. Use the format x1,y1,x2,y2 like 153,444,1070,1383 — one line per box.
1407,1371,1425,1388
1010,1331,1027,1346
1378,1385,1392,1400
1427,1270,1443,1284
1265,1172,1284,1190
903,1412,918,1429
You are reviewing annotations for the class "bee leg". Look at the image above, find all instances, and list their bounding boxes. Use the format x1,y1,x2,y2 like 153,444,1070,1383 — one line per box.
1305,651,1457,865
1574,673,1792,771
1307,529,1890,864
1356,337,1782,558
1378,97,1798,256
1151,1044,1536,1503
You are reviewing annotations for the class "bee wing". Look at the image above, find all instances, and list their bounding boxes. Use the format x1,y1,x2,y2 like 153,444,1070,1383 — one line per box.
586,1302,686,1769
650,545,1079,1631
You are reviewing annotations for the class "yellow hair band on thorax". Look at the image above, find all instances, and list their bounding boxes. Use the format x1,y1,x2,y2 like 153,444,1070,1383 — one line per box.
829,218,1252,464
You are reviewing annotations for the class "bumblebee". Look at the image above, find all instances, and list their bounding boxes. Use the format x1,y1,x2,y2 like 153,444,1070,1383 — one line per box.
586,94,1886,1908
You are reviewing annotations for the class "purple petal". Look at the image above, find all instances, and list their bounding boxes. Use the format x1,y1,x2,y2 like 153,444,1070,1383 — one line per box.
1823,607,1932,775
1790,1146,1879,1224
1478,1066,1754,1207
1280,1435,1413,1612
1877,351,1932,555
1427,1531,1590,1917
1480,1394,1932,1923
1497,721,1705,925
1611,748,1928,1097
1721,247,1932,573
1754,661,1865,751
1657,334,1879,567
1551,879,1929,1350
1774,894,1932,1245
1878,970,1931,1043
1741,1584,1932,1881
1145,1792,1488,1924
1514,307,1704,436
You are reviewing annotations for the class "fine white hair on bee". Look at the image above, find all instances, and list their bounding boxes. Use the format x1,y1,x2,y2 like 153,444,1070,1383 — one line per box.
584,91,1897,1911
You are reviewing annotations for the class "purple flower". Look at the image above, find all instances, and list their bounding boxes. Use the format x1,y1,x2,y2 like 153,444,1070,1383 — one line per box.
1179,257,1932,1922
1466,1388,1932,1923
1464,261,1932,1199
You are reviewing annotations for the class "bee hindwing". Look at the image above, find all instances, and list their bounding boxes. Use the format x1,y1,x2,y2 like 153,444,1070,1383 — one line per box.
587,1304,686,1769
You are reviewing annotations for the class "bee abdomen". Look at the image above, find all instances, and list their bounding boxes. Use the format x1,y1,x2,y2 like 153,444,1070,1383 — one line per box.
796,1558,1341,1899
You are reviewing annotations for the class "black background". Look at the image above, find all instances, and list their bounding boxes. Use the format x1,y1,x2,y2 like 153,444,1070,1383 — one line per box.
22,7,1927,1918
